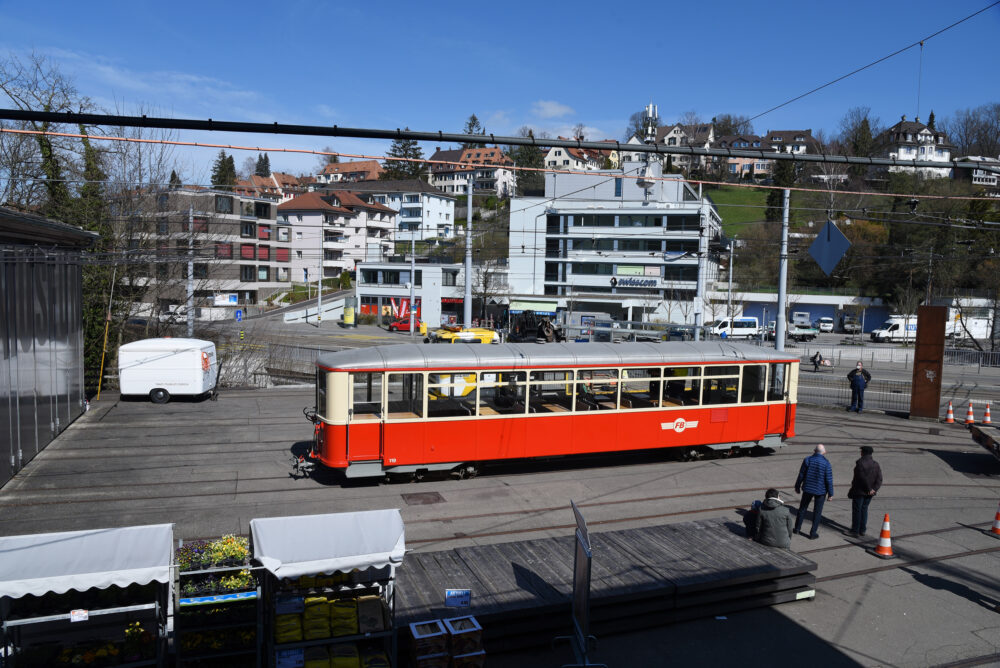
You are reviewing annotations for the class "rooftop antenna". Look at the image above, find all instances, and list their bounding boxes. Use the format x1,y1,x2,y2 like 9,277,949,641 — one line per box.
635,102,658,196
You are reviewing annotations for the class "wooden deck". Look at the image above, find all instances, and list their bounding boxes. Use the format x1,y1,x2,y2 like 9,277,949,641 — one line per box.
396,517,817,651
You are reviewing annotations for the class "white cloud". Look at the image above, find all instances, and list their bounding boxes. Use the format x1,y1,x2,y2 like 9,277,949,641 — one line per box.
532,100,574,119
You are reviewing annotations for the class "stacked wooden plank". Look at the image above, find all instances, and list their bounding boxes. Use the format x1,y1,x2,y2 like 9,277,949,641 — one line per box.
396,518,816,651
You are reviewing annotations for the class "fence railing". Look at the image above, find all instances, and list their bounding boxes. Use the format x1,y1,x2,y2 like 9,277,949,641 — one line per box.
797,375,911,413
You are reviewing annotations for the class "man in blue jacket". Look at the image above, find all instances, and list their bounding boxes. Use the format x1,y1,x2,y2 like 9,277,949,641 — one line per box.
794,444,834,539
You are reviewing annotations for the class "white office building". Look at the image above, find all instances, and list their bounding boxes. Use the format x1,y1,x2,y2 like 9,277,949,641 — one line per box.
508,161,722,324
355,261,467,326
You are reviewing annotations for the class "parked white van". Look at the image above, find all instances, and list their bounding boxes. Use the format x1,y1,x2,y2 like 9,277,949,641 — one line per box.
870,315,917,343
119,338,218,404
709,317,761,339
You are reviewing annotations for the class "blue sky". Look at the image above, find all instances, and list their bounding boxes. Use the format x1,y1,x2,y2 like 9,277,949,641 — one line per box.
1,0,998,182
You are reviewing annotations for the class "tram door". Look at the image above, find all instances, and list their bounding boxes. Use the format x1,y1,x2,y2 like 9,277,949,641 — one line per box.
766,363,790,433
349,372,384,461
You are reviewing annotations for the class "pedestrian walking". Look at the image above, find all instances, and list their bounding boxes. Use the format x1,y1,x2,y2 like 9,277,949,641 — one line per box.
847,361,871,413
754,489,794,548
794,444,834,539
847,445,882,536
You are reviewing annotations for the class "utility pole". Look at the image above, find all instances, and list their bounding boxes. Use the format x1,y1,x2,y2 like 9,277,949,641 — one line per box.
464,181,473,328
186,204,194,338
727,237,735,320
775,189,790,351
316,217,323,327
409,235,416,337
694,188,707,342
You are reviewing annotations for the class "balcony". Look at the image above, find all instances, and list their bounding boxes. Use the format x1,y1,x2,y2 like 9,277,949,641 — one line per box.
323,238,348,250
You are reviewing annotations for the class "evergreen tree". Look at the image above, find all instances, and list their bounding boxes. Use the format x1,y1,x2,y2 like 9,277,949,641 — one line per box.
380,129,425,180
927,110,936,130
765,160,796,222
211,150,237,190
169,170,182,188
462,114,486,148
255,153,271,176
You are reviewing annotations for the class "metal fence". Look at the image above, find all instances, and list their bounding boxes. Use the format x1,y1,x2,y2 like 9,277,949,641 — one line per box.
797,375,911,414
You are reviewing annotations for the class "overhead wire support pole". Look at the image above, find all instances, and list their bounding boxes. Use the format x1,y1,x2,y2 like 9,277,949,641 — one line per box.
0,108,990,174
775,190,790,352
409,235,415,338
187,205,194,338
464,181,473,329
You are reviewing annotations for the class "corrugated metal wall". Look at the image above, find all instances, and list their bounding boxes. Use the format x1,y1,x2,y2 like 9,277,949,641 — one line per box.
1,247,85,487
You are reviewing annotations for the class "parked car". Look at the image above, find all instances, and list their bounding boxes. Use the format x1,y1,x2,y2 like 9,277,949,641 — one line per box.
388,318,420,332
764,321,776,340
842,316,861,334
816,317,834,333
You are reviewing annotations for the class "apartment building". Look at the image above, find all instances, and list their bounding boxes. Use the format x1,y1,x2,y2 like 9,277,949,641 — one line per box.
142,187,292,311
509,160,722,324
277,191,395,281
427,146,516,197
323,179,456,243
315,160,384,185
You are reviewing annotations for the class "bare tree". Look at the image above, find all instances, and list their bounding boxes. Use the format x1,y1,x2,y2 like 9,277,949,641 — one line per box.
678,110,702,127
942,103,1000,156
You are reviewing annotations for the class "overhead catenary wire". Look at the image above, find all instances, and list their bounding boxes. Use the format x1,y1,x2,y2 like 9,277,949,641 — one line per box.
1,107,998,178
747,1,1000,122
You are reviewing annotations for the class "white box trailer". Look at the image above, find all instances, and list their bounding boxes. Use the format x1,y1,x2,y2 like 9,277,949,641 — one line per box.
870,315,917,343
118,338,218,404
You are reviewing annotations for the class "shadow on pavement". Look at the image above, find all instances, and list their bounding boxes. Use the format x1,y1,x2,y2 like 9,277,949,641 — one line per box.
486,606,864,668
924,448,1000,477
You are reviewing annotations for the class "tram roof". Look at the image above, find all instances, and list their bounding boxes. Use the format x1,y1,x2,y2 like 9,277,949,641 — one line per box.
316,342,796,372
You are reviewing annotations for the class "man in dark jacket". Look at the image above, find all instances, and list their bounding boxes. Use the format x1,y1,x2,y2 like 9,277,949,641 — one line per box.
754,489,794,548
794,444,834,539
847,445,883,536
847,361,872,413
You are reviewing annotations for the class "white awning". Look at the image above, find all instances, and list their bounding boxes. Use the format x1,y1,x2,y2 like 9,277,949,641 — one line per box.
509,300,559,315
250,509,405,580
0,524,174,599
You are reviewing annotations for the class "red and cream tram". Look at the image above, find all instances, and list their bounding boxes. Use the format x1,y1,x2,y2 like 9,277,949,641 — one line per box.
309,342,798,479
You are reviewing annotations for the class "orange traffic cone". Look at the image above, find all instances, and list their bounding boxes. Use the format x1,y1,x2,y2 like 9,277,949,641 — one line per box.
945,402,955,424
868,514,898,559
987,501,1000,538
984,403,992,426
965,403,975,425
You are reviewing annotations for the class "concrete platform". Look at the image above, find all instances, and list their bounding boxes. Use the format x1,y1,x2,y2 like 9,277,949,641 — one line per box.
1,387,999,667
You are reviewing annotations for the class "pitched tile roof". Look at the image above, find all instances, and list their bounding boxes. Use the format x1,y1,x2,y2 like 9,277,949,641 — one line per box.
323,179,455,198
272,172,300,187
277,192,351,213
328,190,397,214
320,160,384,180
429,147,513,173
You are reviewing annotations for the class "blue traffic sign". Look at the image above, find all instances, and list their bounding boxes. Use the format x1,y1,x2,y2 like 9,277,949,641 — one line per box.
235,309,243,322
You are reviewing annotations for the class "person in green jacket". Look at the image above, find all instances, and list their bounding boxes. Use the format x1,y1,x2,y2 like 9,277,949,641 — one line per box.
754,488,794,548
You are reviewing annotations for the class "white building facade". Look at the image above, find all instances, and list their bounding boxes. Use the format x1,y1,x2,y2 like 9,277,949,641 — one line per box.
278,191,395,282
427,147,516,197
878,116,953,178
355,261,467,325
326,180,456,243
508,161,723,324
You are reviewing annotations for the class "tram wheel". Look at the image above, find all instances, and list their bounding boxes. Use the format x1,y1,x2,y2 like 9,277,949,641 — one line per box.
454,464,479,480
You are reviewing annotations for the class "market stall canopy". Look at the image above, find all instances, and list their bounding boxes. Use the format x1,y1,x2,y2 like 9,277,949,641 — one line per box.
250,509,405,579
0,524,174,599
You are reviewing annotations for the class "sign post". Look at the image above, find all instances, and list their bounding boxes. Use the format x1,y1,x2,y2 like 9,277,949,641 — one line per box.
554,501,607,667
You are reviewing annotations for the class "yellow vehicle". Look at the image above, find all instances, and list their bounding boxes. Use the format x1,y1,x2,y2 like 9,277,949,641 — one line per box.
425,325,499,344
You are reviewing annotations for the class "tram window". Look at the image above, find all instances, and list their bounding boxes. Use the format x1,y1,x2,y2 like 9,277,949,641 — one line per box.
351,372,382,418
704,365,740,376
767,363,787,401
316,370,327,416
620,368,661,409
576,369,618,410
741,365,767,403
528,370,574,413
387,373,424,419
479,371,526,415
703,376,739,405
665,366,700,378
664,378,700,406
427,372,477,418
